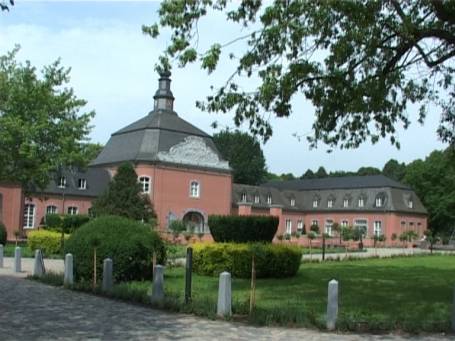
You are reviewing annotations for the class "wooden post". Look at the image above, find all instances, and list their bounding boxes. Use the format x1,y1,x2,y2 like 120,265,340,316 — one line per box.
185,247,193,304
249,254,256,314
152,251,157,277
322,233,326,261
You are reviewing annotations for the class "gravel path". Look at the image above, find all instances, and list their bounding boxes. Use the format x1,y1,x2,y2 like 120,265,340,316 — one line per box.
0,274,452,340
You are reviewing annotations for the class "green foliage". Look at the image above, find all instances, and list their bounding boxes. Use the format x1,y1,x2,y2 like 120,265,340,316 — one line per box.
0,222,6,245
168,220,186,237
341,226,353,241
147,1,455,147
28,230,69,255
212,130,267,185
62,215,90,232
0,47,95,190
399,231,419,243
382,159,406,182
208,215,278,243
92,162,156,222
404,149,455,235
64,216,166,282
44,214,63,230
391,233,398,241
192,243,302,278
356,167,381,176
310,224,319,234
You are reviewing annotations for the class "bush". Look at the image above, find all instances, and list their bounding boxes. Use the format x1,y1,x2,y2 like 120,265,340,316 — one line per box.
192,243,302,278
62,215,90,231
208,215,278,243
28,230,69,255
64,216,166,282
0,223,6,245
44,214,63,230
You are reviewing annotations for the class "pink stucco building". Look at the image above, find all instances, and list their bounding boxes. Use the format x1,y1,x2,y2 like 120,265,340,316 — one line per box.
0,72,427,246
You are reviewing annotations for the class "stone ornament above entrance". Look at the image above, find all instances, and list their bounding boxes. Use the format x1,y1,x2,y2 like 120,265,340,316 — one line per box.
157,136,230,170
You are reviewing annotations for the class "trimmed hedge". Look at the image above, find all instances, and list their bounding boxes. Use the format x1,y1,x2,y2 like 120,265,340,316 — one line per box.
44,214,90,232
192,243,302,278
208,215,279,243
28,230,69,255
0,223,6,245
64,216,166,282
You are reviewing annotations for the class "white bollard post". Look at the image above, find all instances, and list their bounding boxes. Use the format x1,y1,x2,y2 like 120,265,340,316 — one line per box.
150,265,165,304
326,279,339,331
102,258,113,292
32,249,45,277
13,246,21,273
64,253,74,286
0,244,3,268
217,272,232,318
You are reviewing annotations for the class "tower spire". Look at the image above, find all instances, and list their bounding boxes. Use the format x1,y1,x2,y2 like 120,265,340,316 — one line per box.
153,71,175,112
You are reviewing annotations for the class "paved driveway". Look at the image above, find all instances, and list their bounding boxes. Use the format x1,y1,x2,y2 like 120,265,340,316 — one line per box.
0,275,452,340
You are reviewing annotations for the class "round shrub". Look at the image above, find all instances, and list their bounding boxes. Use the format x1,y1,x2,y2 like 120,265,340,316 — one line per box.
0,223,7,245
208,215,279,243
64,216,166,282
192,243,302,278
28,230,69,255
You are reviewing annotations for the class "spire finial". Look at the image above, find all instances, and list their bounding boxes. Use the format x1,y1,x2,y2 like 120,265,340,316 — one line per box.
154,71,174,111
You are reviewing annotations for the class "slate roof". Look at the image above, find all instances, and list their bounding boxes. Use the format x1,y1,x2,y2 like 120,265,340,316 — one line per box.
28,168,111,198
233,175,426,214
262,174,410,191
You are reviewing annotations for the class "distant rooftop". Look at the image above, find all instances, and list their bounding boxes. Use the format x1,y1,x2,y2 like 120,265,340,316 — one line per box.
262,175,410,191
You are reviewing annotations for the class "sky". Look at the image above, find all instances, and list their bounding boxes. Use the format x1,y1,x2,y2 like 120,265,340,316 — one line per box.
0,1,448,176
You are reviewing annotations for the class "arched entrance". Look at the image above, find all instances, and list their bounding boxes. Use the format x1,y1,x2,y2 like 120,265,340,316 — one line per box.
183,211,205,234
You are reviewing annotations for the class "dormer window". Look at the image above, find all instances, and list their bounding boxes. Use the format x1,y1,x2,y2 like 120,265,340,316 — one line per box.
58,176,66,189
254,195,260,204
313,199,318,208
78,178,87,190
190,181,200,198
139,176,150,193
327,199,333,208
375,197,382,207
290,198,295,207
358,197,365,208
408,200,413,209
241,192,247,202
343,199,349,208
267,195,272,205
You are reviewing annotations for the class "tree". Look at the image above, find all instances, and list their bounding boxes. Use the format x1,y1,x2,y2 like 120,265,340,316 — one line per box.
81,143,104,162
382,159,407,181
300,169,314,179
404,148,455,235
91,163,156,222
0,0,13,11
213,129,267,185
357,167,381,176
146,1,455,148
315,166,328,178
0,47,94,190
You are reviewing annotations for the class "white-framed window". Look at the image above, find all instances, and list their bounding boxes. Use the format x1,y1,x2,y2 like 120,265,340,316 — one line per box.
311,219,318,227
241,192,247,202
325,219,333,236
290,198,295,207
139,176,150,193
373,221,382,236
254,195,260,204
67,206,78,215
401,221,406,227
354,219,368,237
327,199,333,208
341,220,349,227
358,197,365,208
267,195,272,205
190,181,200,198
343,199,349,208
58,176,66,189
285,219,292,234
297,220,304,231
23,204,35,229
78,178,87,190
46,205,58,215
313,200,318,208
408,200,414,209
375,197,383,207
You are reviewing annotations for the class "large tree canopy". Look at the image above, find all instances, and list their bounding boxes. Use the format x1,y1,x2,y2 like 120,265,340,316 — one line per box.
0,47,95,189
213,129,267,185
145,0,455,148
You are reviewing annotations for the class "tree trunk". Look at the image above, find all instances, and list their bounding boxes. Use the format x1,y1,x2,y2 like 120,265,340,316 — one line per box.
249,255,256,314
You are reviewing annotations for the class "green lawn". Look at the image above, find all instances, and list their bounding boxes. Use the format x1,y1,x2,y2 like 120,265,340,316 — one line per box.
114,255,455,332
3,243,35,257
